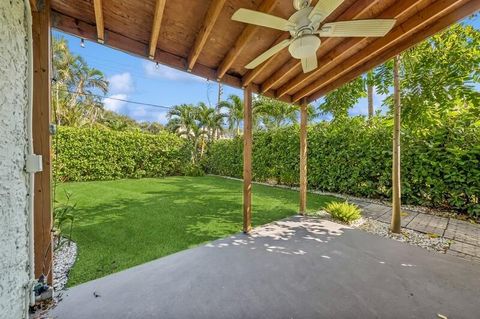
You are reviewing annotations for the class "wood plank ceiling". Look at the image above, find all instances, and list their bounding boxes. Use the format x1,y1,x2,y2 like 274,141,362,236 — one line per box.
50,0,480,104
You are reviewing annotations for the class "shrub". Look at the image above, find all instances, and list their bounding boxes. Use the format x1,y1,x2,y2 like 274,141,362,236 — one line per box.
53,127,191,182
205,114,480,217
184,164,205,177
325,202,362,223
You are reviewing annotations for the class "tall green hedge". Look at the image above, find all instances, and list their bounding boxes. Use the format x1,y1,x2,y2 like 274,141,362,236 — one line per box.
54,127,191,182
206,117,480,217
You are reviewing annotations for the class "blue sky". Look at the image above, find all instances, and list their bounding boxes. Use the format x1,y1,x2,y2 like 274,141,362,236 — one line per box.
52,15,479,124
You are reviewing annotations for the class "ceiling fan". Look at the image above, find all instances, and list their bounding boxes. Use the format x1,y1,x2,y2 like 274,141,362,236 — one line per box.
232,0,396,73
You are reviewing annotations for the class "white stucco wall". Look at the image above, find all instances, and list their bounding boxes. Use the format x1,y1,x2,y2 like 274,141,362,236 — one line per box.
0,0,31,318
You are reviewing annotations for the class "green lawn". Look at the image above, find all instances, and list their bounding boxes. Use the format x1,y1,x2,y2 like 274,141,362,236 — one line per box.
56,176,338,286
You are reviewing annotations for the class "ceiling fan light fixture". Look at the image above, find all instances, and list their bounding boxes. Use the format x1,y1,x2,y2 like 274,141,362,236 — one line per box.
288,35,320,59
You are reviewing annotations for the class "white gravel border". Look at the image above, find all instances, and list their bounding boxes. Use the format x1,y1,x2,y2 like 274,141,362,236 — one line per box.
357,218,451,253
309,210,451,253
53,237,78,292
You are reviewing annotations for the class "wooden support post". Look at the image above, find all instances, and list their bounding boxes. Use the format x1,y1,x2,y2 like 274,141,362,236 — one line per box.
32,0,53,284
243,85,253,233
390,55,402,233
299,98,308,215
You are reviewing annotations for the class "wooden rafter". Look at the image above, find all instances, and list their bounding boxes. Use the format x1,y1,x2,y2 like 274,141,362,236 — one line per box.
296,0,469,102
51,10,294,103
93,0,105,43
260,0,380,94
216,0,279,80
307,0,480,102
149,0,167,60
277,0,420,98
187,0,227,71
50,0,475,108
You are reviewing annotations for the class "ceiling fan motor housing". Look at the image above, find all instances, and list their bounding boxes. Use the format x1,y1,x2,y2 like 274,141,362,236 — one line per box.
289,35,320,59
293,0,312,11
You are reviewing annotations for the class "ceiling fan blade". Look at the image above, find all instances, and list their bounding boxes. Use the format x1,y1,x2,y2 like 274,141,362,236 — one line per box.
245,39,293,69
309,0,345,24
232,8,296,31
319,19,396,37
301,55,318,73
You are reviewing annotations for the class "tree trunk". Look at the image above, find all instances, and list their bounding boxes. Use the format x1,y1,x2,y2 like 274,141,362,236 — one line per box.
391,55,402,233
367,83,374,119
299,100,308,215
200,138,206,159
215,83,222,139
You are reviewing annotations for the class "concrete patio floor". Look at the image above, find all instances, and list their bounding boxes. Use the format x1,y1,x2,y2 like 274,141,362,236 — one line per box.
51,216,480,319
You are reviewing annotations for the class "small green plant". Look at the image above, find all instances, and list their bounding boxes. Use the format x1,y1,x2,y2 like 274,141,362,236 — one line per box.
325,202,361,223
53,190,76,250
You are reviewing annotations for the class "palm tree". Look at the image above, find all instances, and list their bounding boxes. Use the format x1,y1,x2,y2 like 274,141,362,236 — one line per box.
253,96,299,130
196,102,222,140
218,94,243,136
52,37,109,126
195,102,225,157
166,104,197,138
167,104,210,163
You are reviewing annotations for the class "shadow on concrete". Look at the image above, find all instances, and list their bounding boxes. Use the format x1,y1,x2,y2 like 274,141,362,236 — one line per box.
51,216,480,319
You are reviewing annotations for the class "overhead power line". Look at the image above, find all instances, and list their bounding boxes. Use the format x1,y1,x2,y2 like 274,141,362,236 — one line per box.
56,88,172,110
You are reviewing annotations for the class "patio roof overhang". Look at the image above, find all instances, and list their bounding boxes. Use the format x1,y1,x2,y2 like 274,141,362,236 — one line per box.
28,0,479,286
48,0,480,104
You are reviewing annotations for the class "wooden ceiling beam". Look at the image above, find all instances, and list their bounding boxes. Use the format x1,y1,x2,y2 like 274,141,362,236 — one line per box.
93,0,105,44
51,10,294,104
260,0,381,94
295,0,470,102
216,0,279,80
277,0,420,98
307,0,480,102
187,0,227,71
148,0,167,60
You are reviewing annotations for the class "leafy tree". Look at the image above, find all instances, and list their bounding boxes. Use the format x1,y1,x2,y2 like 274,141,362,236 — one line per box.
383,23,480,126
318,23,479,124
318,77,366,120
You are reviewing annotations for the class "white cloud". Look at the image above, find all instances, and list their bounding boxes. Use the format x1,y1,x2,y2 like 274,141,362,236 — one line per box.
103,94,128,112
154,110,169,124
102,68,173,124
108,72,134,94
142,61,205,82
130,106,148,118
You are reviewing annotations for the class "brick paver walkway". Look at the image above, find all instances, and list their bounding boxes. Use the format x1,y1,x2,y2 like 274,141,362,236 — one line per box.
350,199,480,263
